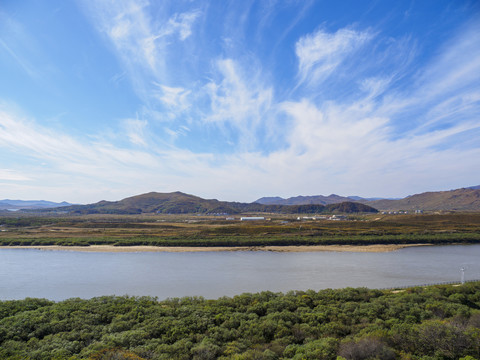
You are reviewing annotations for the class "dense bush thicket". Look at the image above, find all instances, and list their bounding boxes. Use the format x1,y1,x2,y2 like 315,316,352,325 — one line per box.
0,282,479,359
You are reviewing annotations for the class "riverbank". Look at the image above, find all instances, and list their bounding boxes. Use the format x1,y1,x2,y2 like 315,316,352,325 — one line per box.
1,244,430,253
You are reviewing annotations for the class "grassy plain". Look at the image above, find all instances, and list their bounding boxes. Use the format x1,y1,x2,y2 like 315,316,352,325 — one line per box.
0,212,480,249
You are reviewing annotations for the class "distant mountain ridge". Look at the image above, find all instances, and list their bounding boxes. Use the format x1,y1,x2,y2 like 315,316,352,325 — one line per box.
361,187,480,211
8,185,480,213
42,191,378,215
255,194,392,205
256,186,480,211
0,200,72,210
256,194,352,205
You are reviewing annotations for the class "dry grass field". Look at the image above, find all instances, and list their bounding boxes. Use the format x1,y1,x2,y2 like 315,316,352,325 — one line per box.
0,212,480,248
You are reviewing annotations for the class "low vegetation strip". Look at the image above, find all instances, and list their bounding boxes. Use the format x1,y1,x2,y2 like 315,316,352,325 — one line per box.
0,282,479,359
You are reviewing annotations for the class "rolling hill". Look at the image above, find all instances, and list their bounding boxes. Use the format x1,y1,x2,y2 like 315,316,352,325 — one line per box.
256,186,480,211
14,186,480,214
48,192,378,215
255,194,391,205
0,200,72,210
361,187,480,211
255,194,353,205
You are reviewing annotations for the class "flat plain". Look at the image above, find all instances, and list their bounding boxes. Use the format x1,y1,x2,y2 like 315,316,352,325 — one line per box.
1,212,479,249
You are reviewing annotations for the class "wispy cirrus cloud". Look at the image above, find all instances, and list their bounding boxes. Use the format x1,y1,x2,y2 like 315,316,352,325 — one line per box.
261,19,480,196
416,22,480,99
122,118,149,146
0,103,214,200
81,0,201,84
0,104,157,172
87,0,163,78
203,59,274,148
295,28,373,87
154,83,191,113
159,10,202,41
0,39,38,80
88,9,480,198
375,21,480,139
1,1,479,203
0,169,30,181
0,12,43,80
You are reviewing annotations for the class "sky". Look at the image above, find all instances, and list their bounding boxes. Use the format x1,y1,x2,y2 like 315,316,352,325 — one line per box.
0,0,479,204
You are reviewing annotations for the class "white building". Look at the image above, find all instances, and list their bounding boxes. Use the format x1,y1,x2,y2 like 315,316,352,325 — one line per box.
240,217,265,221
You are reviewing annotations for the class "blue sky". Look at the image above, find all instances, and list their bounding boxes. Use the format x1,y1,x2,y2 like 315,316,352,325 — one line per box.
0,0,479,203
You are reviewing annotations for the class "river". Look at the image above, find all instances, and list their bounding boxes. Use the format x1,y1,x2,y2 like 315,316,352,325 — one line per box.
0,244,479,301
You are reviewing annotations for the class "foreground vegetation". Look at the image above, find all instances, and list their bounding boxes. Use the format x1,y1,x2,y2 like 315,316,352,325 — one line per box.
1,213,480,247
0,282,479,359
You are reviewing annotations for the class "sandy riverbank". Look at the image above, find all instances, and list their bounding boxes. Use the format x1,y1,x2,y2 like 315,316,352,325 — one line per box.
1,244,429,253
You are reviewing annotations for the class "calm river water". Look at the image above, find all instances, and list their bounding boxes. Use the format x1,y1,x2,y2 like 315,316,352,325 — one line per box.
0,245,479,301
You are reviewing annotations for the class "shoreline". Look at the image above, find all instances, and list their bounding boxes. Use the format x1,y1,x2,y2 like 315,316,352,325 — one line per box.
0,244,430,253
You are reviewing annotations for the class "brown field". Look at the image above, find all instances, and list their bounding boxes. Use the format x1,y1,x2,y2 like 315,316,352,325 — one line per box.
0,212,480,248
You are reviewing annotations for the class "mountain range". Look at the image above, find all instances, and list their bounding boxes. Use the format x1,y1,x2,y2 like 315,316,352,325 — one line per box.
255,194,389,206
51,192,376,215
0,200,72,210
359,187,480,211
4,185,480,214
255,186,480,211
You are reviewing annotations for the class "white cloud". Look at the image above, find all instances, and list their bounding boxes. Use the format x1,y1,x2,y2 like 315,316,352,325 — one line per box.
0,169,30,181
154,83,191,112
273,22,480,197
123,118,148,146
279,97,390,170
2,4,479,203
203,59,274,149
0,103,222,202
295,28,373,86
374,23,480,140
417,21,480,99
81,0,162,89
82,0,201,80
0,88,479,203
0,104,158,180
162,11,201,41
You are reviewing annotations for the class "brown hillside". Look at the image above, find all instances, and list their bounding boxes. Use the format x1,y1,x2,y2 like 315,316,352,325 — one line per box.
54,192,377,215
365,188,480,211
255,194,352,205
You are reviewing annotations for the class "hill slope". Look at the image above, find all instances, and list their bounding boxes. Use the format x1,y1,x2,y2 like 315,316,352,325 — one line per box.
255,186,480,211
0,200,71,210
59,192,233,215
363,188,480,211
255,194,353,205
54,192,378,215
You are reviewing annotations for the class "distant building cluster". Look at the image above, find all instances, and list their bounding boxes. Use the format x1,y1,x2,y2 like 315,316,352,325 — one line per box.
297,215,347,221
381,210,423,215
